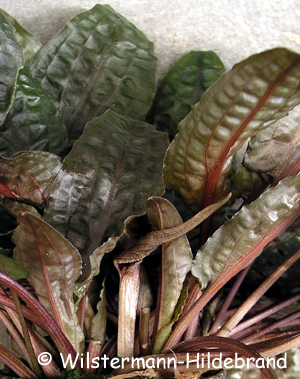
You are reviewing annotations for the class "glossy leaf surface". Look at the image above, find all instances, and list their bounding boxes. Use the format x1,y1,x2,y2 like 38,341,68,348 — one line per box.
147,197,192,353
31,4,157,140
13,212,84,352
0,151,62,204
192,174,300,290
0,10,23,125
3,10,41,64
242,104,300,186
148,51,225,140
164,48,300,212
44,110,169,277
0,67,69,157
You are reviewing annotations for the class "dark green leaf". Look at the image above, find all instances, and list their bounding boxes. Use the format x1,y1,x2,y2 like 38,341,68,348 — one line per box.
3,10,41,64
192,174,300,290
232,165,266,198
44,110,169,278
0,255,28,280
30,4,157,140
0,151,62,204
148,51,225,140
0,67,69,157
13,212,84,352
0,9,23,125
163,48,300,213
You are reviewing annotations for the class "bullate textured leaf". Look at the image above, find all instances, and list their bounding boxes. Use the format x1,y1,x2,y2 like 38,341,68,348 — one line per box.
147,51,225,141
13,212,84,352
30,4,157,140
243,104,300,181
0,10,23,125
43,110,169,278
0,151,62,204
192,174,300,290
2,10,41,64
163,48,300,213
0,67,69,157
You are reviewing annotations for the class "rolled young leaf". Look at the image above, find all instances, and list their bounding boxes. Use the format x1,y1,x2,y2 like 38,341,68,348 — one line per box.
0,67,69,157
13,212,84,352
30,4,157,140
192,173,300,290
147,197,192,353
43,110,169,278
0,9,23,125
0,151,62,204
163,48,300,213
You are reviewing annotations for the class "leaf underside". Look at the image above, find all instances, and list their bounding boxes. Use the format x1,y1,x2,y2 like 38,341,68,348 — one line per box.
192,173,300,290
30,4,157,140
0,151,62,204
13,212,84,352
163,48,300,213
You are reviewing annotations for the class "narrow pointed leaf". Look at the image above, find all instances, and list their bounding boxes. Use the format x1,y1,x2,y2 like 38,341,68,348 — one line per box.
164,48,300,212
192,174,300,290
115,193,230,265
13,212,84,352
0,151,62,204
30,4,157,140
3,10,41,64
116,262,140,358
147,197,192,353
44,110,169,278
0,67,69,157
0,10,23,125
147,51,225,140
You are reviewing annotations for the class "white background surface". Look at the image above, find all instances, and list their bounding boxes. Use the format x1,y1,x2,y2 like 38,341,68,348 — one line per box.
0,0,300,80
